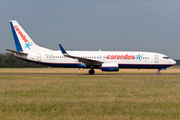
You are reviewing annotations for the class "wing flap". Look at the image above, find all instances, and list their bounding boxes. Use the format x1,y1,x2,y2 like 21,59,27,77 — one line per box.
68,55,102,65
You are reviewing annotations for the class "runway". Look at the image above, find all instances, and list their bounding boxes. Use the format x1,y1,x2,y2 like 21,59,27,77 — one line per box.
0,73,180,76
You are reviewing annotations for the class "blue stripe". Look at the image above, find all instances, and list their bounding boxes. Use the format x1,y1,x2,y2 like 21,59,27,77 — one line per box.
118,64,172,69
10,22,23,52
102,67,119,71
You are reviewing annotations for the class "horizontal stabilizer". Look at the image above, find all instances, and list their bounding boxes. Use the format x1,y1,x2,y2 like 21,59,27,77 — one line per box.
5,49,28,55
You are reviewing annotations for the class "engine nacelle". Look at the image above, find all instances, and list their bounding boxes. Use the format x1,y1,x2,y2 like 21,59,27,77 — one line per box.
101,63,119,71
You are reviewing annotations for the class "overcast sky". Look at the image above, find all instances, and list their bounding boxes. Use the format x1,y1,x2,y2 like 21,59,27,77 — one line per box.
1,0,180,59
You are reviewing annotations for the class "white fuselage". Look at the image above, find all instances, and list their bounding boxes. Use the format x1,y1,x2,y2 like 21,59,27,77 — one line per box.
15,50,176,69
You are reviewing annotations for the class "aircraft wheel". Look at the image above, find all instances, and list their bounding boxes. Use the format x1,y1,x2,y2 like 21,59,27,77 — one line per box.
157,71,160,75
89,69,95,75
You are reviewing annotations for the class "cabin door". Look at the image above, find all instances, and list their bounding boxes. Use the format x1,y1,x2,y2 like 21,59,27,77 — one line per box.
154,54,159,63
37,53,41,62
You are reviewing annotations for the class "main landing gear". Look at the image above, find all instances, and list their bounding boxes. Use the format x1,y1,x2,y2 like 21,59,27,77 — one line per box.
89,69,95,75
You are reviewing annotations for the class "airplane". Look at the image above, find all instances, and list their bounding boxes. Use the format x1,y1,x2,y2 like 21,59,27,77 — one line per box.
6,20,176,75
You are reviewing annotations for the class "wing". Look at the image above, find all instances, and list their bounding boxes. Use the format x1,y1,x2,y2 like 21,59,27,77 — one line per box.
59,44,103,66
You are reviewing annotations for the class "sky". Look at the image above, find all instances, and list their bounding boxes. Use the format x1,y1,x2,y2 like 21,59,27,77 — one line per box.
0,0,180,59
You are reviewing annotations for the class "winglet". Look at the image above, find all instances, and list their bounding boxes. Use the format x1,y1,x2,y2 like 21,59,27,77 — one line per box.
59,44,67,54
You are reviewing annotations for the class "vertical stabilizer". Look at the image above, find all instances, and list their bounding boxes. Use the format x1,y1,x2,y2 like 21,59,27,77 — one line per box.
10,20,36,52
10,20,52,52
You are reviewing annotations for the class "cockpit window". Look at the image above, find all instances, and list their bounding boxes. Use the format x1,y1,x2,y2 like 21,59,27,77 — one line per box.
163,57,170,59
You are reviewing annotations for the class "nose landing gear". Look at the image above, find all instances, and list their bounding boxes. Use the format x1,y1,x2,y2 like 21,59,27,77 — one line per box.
157,70,160,75
157,68,166,75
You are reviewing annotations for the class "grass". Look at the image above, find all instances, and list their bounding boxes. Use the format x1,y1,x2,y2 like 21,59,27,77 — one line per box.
0,75,180,119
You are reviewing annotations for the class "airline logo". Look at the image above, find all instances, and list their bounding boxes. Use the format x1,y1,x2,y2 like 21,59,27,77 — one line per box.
107,54,135,60
14,25,33,50
107,54,143,61
136,54,143,61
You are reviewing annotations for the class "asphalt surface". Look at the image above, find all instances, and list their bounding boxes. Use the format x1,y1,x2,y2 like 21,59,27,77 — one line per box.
0,73,180,76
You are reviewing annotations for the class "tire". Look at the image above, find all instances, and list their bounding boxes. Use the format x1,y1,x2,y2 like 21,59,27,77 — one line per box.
89,69,95,75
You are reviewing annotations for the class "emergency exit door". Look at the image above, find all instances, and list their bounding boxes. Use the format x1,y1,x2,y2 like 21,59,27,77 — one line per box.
154,54,159,63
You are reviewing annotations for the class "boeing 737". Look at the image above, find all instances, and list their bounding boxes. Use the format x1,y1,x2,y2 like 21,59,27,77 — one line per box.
6,20,176,75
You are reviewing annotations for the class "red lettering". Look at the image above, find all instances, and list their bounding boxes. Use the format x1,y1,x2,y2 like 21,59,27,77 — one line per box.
128,55,131,60
120,55,123,59
107,55,110,60
117,55,120,60
106,54,136,60
124,54,128,60
111,55,114,60
132,55,135,60
14,26,28,43
114,55,117,59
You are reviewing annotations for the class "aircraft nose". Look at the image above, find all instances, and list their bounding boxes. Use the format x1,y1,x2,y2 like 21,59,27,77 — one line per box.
170,59,176,65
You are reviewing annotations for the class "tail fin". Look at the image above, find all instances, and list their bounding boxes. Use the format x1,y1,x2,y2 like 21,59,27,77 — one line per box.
10,20,52,52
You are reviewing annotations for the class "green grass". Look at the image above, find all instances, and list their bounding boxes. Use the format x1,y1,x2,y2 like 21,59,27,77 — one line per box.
0,75,180,119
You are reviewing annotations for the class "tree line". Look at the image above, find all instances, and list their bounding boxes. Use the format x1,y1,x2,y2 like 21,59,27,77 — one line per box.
0,53,179,68
175,60,180,65
0,53,47,68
